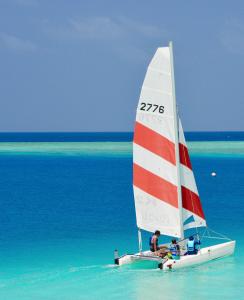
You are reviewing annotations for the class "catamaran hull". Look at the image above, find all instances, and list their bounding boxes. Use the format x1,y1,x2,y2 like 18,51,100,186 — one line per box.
116,241,235,270
163,240,235,270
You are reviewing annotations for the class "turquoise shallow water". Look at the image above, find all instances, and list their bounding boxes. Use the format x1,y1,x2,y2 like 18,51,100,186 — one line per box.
0,137,243,299
0,141,243,157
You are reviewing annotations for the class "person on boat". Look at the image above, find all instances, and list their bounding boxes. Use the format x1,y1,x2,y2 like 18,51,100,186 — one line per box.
149,230,168,257
169,239,180,259
186,236,201,255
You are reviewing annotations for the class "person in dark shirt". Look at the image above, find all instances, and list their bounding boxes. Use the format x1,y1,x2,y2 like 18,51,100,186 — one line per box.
149,230,168,257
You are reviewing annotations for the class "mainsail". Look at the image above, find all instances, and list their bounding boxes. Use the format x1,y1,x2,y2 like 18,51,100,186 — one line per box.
133,47,181,237
133,44,206,239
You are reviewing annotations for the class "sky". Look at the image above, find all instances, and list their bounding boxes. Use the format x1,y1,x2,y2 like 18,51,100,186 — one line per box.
0,0,243,132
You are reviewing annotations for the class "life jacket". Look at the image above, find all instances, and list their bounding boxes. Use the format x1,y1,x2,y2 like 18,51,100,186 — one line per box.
169,244,178,255
187,240,195,252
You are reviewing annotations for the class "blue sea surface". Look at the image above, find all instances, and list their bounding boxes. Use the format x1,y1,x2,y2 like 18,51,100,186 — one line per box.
0,131,244,142
0,132,243,299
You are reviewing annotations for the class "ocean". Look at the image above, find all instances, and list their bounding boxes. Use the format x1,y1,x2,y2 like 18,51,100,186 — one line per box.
0,132,243,300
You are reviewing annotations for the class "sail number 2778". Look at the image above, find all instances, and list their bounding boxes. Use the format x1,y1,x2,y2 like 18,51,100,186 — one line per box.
140,102,164,114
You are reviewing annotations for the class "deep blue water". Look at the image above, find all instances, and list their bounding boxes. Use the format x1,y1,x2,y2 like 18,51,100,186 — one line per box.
0,131,243,142
0,132,243,299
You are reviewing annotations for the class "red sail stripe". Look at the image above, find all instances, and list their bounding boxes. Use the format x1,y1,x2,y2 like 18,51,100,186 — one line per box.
133,163,178,208
181,186,205,219
134,122,176,165
179,143,192,170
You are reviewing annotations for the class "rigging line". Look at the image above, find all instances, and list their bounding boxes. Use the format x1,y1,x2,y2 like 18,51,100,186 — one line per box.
206,226,231,241
207,227,210,237
202,236,231,240
200,227,208,241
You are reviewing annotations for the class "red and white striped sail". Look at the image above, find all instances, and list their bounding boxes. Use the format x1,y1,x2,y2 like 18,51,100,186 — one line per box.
179,119,207,229
133,47,181,237
133,46,206,238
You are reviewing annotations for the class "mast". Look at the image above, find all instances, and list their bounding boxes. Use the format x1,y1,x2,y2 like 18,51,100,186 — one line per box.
169,41,184,239
138,228,142,253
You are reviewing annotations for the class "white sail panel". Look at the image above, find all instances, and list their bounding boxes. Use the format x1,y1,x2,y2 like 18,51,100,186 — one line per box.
180,164,198,195
136,47,176,143
133,47,181,236
178,119,207,229
134,187,181,237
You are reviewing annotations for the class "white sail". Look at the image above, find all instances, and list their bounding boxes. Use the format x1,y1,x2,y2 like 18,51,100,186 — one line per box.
178,119,207,230
133,47,181,237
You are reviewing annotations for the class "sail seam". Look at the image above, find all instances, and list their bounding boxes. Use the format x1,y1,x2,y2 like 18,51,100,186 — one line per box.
147,66,171,76
142,86,172,96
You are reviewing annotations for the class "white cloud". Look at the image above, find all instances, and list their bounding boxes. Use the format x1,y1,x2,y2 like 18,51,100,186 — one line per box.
43,16,167,42
0,33,37,52
42,16,167,61
69,17,125,40
68,17,167,41
72,16,167,41
117,17,167,39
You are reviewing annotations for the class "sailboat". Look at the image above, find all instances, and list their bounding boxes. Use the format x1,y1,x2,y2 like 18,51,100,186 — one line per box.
114,42,235,270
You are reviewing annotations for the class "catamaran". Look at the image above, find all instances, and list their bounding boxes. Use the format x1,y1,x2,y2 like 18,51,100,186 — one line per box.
114,42,235,270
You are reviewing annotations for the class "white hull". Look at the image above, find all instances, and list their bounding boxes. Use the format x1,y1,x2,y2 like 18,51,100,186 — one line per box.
116,241,235,270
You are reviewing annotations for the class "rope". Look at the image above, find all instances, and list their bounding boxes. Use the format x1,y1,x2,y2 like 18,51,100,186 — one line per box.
201,236,231,240
201,227,208,240
199,226,231,241
205,226,231,241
